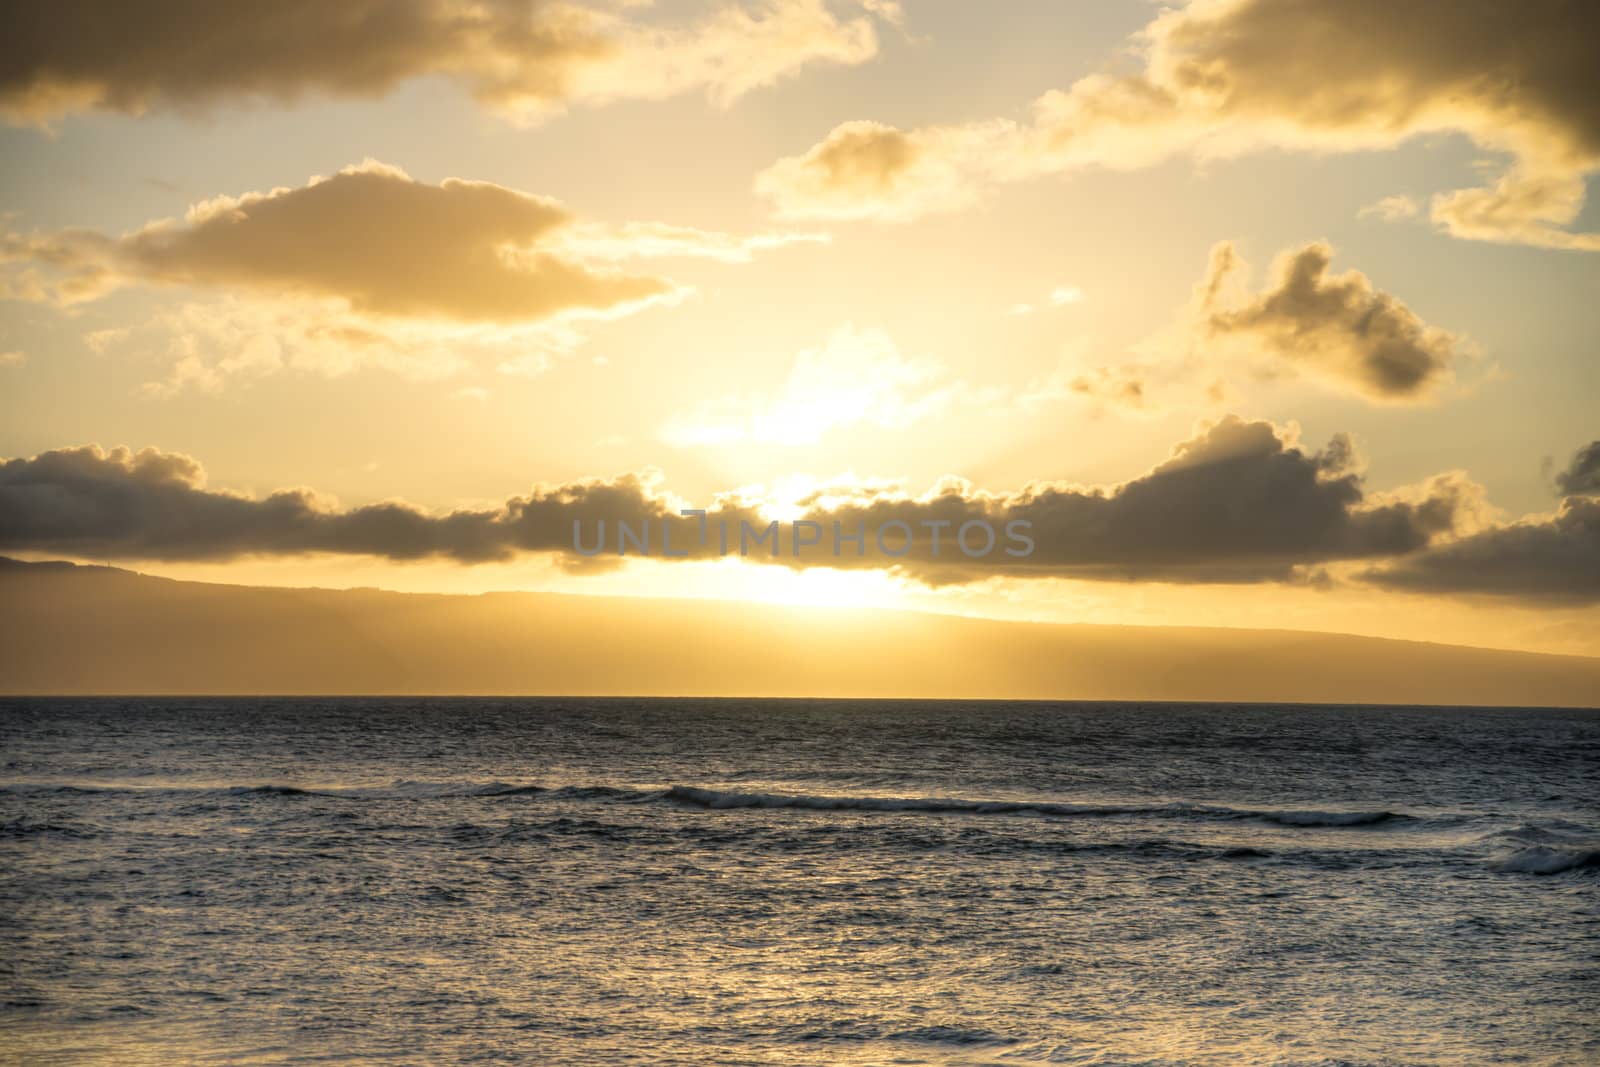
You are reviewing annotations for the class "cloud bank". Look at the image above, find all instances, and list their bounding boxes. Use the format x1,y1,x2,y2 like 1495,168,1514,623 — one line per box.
775,417,1475,584
0,444,677,564
1,418,1521,591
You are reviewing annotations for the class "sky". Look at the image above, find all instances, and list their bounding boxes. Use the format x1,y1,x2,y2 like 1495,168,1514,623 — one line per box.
1,0,1597,658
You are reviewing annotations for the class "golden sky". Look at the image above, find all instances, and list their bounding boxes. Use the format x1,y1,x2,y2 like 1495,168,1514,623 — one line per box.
1,0,1597,657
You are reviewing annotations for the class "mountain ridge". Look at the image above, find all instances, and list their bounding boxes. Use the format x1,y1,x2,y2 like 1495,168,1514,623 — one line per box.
2,557,1596,706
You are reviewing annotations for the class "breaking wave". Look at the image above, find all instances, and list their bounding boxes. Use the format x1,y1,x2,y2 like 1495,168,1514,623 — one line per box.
1490,846,1600,875
659,784,1414,828
1,778,1420,829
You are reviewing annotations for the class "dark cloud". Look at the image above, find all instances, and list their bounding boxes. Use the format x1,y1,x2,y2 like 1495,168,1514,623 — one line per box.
1360,440,1600,601
1364,497,1600,602
778,417,1467,584
1198,241,1461,402
0,419,1476,587
1148,0,1600,153
0,444,675,563
0,0,886,124
1554,440,1600,496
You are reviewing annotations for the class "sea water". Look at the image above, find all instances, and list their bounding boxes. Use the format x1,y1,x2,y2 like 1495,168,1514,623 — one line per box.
2,698,1597,1065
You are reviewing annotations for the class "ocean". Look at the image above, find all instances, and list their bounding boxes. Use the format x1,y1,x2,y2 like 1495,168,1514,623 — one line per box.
2,698,1597,1066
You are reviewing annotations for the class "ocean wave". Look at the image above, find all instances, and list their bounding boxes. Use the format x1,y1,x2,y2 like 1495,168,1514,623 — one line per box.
778,1021,1015,1047
1490,845,1600,875
660,785,1413,828
0,778,547,800
1477,821,1593,846
223,784,316,797
1259,809,1403,827
1,819,95,839
664,784,1126,815
371,780,547,799
887,1025,1015,1046
1473,822,1600,874
0,777,1427,830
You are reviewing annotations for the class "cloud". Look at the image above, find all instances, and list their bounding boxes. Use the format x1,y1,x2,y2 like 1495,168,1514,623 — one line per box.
2,161,819,391
1010,285,1085,316
1020,357,1160,414
1062,366,1154,411
554,221,829,262
1195,241,1462,402
660,326,963,446
1020,241,1462,413
1360,440,1600,602
0,444,681,564
1,160,676,324
776,416,1475,584
110,297,486,397
755,119,996,221
1,0,890,125
1554,440,1600,496
1363,496,1600,602
1,418,1481,588
107,299,596,396
1359,195,1421,223
756,0,1600,250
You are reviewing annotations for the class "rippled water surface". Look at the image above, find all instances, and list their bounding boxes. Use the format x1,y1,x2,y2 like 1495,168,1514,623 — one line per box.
2,697,1597,1065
